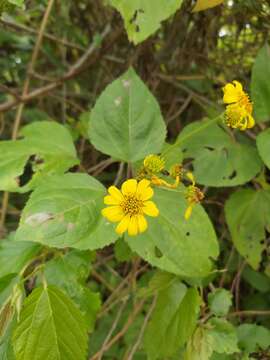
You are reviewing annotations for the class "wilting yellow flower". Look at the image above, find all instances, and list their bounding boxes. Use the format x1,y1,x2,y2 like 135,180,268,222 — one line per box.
143,154,165,174
184,172,204,220
102,179,159,236
222,80,255,131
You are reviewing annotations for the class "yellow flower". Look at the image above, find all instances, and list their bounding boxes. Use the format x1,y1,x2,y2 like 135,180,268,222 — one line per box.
102,179,159,236
222,80,255,131
225,103,255,131
143,154,165,174
184,172,204,220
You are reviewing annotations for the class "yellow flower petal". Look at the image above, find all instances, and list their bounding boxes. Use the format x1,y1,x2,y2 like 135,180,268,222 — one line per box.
247,114,255,129
104,195,121,205
223,83,240,104
137,215,148,233
116,215,130,234
121,179,137,195
232,80,243,92
143,201,159,217
102,206,124,222
108,186,124,202
137,179,153,201
128,216,138,236
184,205,193,220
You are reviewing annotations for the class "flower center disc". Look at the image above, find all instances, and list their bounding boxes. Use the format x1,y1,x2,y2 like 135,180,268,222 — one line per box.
122,195,143,216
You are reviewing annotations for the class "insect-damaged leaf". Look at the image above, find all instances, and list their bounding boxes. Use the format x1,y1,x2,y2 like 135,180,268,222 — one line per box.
176,118,262,187
108,0,183,44
15,173,118,250
225,188,270,269
125,187,219,278
0,121,79,193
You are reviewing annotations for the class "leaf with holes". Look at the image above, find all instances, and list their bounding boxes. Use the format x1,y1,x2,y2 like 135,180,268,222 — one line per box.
15,173,118,250
225,188,270,269
144,283,200,359
89,68,166,162
176,118,262,187
0,121,79,193
251,43,270,122
109,0,183,44
12,286,88,360
125,187,219,278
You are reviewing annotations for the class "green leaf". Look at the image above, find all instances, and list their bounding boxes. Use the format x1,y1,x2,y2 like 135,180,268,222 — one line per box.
184,327,213,360
139,271,177,298
208,289,232,317
114,239,134,263
13,286,88,360
0,274,19,308
89,68,166,162
237,324,270,353
0,121,79,192
0,316,16,360
184,319,238,360
251,44,270,122
8,0,24,6
242,266,270,293
225,189,270,269
42,250,101,331
144,283,200,359
0,240,40,278
176,118,262,187
125,187,219,278
109,0,183,44
206,318,239,355
257,128,270,169
15,173,118,250
161,142,183,171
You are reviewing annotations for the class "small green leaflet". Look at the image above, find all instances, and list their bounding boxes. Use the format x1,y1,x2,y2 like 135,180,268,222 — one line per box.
125,187,219,278
89,68,166,163
109,0,183,44
15,173,118,250
0,121,79,192
225,188,270,269
237,324,270,353
208,289,232,317
251,43,270,122
144,283,200,359
176,118,262,187
12,286,88,360
184,319,238,360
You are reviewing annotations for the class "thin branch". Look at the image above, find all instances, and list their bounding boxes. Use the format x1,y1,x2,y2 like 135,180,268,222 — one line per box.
0,0,55,232
0,18,85,51
228,310,270,318
90,300,145,360
125,295,157,360
0,24,114,113
97,299,128,360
